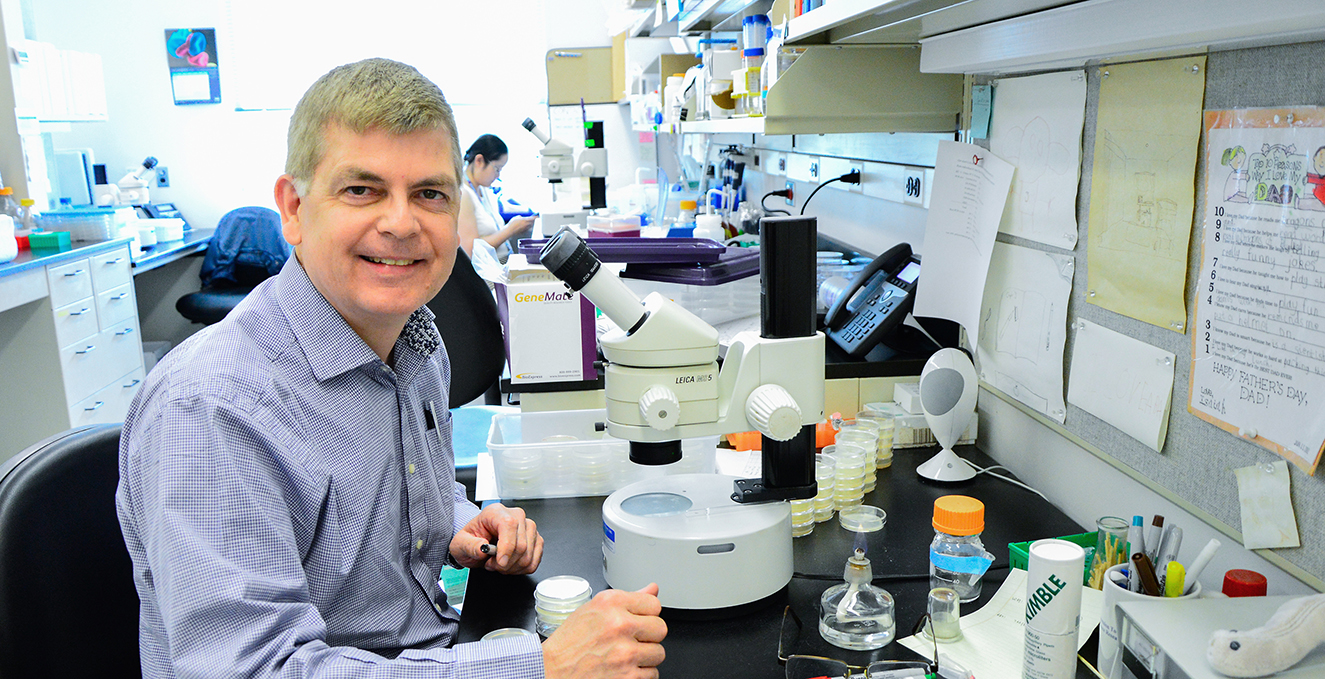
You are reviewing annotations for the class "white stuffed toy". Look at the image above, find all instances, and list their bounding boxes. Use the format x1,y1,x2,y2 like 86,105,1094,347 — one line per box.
1208,593,1325,677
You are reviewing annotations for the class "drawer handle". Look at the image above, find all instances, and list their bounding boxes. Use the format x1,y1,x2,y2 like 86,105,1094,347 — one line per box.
63,269,86,277
123,379,141,389
116,327,135,336
75,345,96,354
84,401,105,411
111,292,130,300
104,257,124,265
69,307,91,316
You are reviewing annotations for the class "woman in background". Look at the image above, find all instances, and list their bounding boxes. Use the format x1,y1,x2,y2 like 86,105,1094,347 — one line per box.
458,134,535,261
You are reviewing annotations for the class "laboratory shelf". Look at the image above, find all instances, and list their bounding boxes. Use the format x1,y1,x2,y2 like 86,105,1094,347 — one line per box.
679,117,766,134
677,0,775,34
784,0,1078,46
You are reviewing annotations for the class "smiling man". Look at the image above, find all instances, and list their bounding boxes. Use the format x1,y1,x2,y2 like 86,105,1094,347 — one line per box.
117,59,665,679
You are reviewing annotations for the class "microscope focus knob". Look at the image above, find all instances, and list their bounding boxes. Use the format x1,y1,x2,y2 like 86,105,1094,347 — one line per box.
638,385,680,431
746,384,802,441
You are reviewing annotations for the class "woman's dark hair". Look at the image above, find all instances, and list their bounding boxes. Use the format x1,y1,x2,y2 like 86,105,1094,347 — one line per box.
464,134,508,165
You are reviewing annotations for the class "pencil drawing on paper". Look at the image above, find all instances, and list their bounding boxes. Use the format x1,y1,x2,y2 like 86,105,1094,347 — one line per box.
996,116,1075,238
980,287,1053,411
1094,129,1188,260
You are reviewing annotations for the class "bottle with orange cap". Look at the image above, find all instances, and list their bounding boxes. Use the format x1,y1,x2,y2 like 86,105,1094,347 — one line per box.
929,495,996,602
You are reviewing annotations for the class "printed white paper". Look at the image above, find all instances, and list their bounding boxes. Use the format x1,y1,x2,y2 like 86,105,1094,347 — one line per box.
978,242,1074,423
1234,460,1301,549
914,141,1016,348
1068,319,1175,452
989,71,1087,248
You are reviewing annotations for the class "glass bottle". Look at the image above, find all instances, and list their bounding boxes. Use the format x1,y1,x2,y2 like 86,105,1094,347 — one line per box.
819,534,895,650
0,187,21,220
929,495,995,602
17,198,39,236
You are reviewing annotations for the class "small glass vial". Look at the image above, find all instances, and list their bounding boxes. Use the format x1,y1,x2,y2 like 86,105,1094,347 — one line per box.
819,546,895,650
926,587,963,642
929,495,995,602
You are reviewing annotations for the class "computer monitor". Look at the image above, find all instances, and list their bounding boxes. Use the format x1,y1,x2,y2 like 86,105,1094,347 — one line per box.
54,148,95,206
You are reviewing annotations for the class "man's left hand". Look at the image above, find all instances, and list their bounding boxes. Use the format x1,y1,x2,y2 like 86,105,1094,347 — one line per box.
451,503,543,574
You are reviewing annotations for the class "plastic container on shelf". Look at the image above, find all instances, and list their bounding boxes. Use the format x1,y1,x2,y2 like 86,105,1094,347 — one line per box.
620,246,760,326
487,409,717,500
37,206,133,242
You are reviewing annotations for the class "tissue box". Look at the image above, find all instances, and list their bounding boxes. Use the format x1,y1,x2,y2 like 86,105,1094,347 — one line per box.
495,255,598,386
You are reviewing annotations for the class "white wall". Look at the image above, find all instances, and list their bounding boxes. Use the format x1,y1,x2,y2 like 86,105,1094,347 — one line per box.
32,0,625,232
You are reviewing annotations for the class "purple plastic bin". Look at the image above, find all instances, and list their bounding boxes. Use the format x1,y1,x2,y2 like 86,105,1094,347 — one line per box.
517,237,725,265
621,246,759,285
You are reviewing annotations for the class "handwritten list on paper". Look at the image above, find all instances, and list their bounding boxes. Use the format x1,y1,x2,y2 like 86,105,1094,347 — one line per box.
1189,109,1325,474
1068,319,1176,453
914,141,1015,349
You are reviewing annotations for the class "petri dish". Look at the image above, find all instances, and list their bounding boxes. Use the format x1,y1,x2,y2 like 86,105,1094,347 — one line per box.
482,627,537,641
839,505,887,532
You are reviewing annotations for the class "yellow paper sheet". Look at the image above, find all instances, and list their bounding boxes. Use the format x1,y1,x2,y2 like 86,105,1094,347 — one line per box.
1087,56,1207,332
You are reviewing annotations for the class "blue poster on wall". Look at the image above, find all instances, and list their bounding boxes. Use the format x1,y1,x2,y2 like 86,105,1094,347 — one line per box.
164,28,221,105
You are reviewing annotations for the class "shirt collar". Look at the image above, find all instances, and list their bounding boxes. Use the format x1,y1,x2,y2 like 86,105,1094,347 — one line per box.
275,258,441,382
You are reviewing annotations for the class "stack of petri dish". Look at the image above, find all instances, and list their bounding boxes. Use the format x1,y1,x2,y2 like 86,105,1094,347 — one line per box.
831,444,868,509
573,446,617,495
534,576,593,637
861,404,896,469
496,448,542,497
813,456,836,522
835,426,878,492
790,498,815,537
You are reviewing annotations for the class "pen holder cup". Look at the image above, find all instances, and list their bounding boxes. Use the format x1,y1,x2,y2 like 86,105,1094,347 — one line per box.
1098,563,1202,679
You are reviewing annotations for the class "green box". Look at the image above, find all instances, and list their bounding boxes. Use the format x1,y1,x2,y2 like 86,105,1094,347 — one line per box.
1008,532,1097,585
28,231,71,250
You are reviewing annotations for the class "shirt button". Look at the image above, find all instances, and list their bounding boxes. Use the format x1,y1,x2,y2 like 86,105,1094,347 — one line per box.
409,463,416,474
434,603,443,613
417,539,424,550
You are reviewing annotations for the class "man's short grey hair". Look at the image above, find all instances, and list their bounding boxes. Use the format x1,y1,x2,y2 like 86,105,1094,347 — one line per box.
285,58,462,196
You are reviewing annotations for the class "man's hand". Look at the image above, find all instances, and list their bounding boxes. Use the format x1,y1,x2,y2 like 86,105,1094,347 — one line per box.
450,504,542,573
542,584,667,679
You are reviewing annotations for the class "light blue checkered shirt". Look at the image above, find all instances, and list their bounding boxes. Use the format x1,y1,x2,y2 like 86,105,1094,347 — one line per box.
117,257,542,678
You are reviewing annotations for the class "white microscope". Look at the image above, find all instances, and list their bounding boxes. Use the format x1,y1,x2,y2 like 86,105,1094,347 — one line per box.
93,156,159,207
522,117,607,235
538,217,824,614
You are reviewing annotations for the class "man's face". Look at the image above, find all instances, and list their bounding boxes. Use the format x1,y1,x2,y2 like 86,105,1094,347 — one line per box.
277,123,459,335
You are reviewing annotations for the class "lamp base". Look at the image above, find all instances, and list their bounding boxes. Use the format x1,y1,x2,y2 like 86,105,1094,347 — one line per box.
915,447,977,482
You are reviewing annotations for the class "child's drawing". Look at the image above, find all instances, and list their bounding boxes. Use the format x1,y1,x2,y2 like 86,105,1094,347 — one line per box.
1221,145,1249,203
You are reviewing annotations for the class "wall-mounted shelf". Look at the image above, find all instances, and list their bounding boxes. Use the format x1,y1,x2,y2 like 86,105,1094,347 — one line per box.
679,0,776,34
679,117,765,134
785,0,1078,46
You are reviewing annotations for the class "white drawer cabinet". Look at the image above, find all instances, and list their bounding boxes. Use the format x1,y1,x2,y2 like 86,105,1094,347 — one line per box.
47,258,92,307
0,242,145,460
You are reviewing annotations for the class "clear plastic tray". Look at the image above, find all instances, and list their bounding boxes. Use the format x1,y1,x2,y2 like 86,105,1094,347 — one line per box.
487,408,717,499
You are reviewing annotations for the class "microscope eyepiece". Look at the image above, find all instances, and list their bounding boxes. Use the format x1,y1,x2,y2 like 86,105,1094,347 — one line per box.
539,228,600,292
521,118,536,131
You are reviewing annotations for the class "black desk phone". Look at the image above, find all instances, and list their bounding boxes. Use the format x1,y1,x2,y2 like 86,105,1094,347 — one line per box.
824,243,921,358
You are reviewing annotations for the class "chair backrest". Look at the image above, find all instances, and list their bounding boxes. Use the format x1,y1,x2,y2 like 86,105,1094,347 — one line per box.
200,206,291,288
0,425,140,678
427,249,506,406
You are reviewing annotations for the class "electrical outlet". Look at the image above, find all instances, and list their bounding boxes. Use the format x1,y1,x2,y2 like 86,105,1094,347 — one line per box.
155,166,170,188
809,161,819,180
902,167,924,206
819,158,864,193
784,180,794,206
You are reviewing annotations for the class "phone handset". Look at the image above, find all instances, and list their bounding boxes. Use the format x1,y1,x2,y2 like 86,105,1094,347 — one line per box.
824,243,914,330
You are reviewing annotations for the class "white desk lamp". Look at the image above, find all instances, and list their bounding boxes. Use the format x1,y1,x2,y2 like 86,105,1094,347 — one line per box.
915,348,978,482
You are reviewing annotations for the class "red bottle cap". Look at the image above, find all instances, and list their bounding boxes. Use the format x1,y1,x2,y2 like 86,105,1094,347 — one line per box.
1222,569,1267,597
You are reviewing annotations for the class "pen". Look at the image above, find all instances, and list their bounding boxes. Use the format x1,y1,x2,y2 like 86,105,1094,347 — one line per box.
1127,515,1146,593
1165,561,1186,597
1144,515,1164,563
479,543,498,556
1132,553,1162,596
1183,538,1222,595
1156,525,1183,592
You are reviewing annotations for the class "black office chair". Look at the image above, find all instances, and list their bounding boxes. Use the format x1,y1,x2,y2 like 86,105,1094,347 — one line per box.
0,424,141,678
429,248,506,407
177,206,291,325
428,249,507,501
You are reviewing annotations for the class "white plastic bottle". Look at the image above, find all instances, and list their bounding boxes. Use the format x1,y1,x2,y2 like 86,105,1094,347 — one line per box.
693,212,724,242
